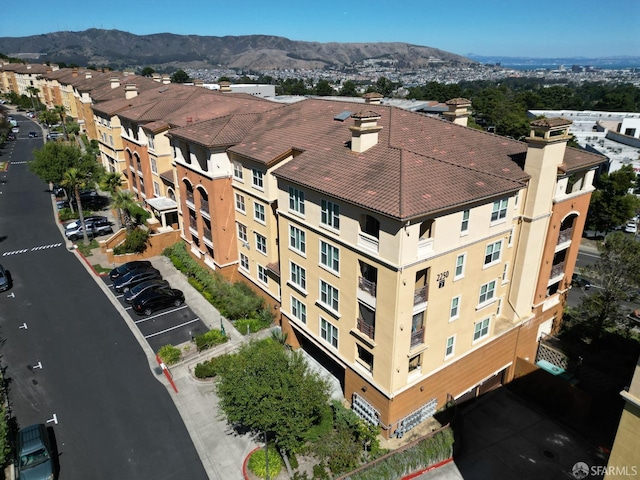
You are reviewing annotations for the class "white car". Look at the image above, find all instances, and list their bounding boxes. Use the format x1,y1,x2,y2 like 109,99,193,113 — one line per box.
624,222,638,234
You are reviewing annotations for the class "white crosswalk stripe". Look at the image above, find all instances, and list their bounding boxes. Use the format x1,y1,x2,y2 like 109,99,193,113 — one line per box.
2,243,63,256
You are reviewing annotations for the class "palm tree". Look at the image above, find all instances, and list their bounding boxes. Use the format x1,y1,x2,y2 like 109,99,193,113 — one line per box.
53,105,69,141
26,86,39,113
111,190,137,231
99,171,123,195
61,167,90,245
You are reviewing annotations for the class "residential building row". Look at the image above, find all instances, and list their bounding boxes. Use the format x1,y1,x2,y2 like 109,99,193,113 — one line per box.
0,64,606,438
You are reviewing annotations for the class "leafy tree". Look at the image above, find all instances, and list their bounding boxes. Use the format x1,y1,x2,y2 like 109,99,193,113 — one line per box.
588,165,640,234
38,109,60,127
216,339,331,453
366,76,397,97
314,79,335,96
53,105,69,140
111,189,137,231
170,69,190,83
571,232,640,349
141,67,155,77
276,78,308,96
339,80,358,97
29,142,100,189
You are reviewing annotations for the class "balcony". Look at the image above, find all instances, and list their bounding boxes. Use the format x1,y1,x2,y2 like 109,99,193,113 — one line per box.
356,317,375,340
410,328,424,348
414,285,428,306
358,232,379,253
185,190,195,207
557,227,573,245
189,216,198,235
200,197,210,218
358,277,377,297
550,261,566,279
203,225,212,242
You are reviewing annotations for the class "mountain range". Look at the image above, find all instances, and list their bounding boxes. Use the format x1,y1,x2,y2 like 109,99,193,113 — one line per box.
0,29,476,71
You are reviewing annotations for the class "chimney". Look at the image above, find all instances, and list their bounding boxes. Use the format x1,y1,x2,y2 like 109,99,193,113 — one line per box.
124,83,138,99
162,74,171,85
152,73,161,83
72,67,78,77
110,77,120,89
218,81,232,93
363,92,383,105
349,111,382,153
85,72,92,79
443,98,472,126
194,78,204,87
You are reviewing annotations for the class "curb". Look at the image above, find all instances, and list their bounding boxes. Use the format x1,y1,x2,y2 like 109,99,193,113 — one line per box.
401,457,454,480
242,446,261,480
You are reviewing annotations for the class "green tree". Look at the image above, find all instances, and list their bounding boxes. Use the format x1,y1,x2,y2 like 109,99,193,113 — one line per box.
99,171,123,195
26,86,39,112
170,69,190,83
339,80,358,97
588,165,640,234
53,105,69,140
61,167,93,245
571,232,640,349
29,142,100,190
216,339,331,453
141,67,155,77
38,109,60,127
111,189,137,231
314,79,335,96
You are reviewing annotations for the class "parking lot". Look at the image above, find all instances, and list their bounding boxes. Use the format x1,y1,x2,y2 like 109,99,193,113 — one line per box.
103,273,209,352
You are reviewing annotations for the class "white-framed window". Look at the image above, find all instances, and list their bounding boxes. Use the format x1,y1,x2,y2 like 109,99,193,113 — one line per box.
237,223,247,242
445,335,456,358
252,168,264,189
256,233,267,254
508,227,514,247
473,318,490,342
356,345,374,373
150,157,158,174
254,202,265,223
290,262,306,290
240,253,249,271
320,280,339,312
450,296,461,321
291,296,306,324
491,199,508,222
484,240,502,266
289,225,306,254
109,135,114,146
320,241,339,273
257,265,268,284
320,317,338,348
289,187,305,215
321,199,340,229
408,354,422,373
153,181,161,197
461,209,470,233
478,280,497,305
454,253,466,279
502,263,509,282
147,134,155,150
235,193,246,213
233,161,243,181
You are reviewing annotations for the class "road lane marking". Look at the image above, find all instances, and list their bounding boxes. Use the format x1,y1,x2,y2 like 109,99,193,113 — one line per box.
2,243,63,256
144,318,201,339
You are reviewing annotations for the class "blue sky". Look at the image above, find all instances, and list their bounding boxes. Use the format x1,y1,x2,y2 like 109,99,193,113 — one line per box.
4,0,639,58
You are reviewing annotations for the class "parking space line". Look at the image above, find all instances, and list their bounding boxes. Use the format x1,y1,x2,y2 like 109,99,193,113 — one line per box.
133,305,190,324
144,318,201,339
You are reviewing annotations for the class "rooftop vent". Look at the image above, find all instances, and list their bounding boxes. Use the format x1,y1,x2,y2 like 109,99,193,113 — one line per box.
334,110,352,122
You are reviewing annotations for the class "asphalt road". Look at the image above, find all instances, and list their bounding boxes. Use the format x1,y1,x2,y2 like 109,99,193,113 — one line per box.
0,114,208,479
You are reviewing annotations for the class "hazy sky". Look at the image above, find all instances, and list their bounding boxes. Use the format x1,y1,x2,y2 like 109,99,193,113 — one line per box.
3,0,639,58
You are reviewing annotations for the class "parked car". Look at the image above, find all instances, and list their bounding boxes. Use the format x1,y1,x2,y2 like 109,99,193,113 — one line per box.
0,264,10,292
132,288,185,315
64,221,113,241
108,260,153,281
624,222,637,234
65,215,107,231
56,199,69,210
28,131,38,138
11,126,19,133
113,268,162,293
123,279,170,304
572,274,592,290
7,133,16,141
16,423,54,480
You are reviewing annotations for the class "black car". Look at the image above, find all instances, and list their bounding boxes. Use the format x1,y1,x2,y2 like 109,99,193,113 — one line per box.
123,279,170,304
108,260,153,281
113,268,162,293
0,264,10,292
571,274,592,290
28,131,37,138
132,288,185,316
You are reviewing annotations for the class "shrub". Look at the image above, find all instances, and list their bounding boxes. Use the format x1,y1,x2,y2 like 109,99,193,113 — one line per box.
194,329,228,352
194,357,224,378
113,227,149,254
157,344,181,366
247,445,283,479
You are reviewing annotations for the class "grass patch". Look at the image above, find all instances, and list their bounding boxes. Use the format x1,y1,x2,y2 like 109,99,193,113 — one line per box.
92,264,112,274
74,239,98,257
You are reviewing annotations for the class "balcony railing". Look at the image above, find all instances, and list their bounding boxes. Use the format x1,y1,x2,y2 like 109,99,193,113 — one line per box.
550,261,566,279
200,197,210,216
358,277,377,297
414,285,428,305
356,317,375,340
189,216,198,231
185,190,194,205
203,225,212,241
410,328,424,348
557,227,573,244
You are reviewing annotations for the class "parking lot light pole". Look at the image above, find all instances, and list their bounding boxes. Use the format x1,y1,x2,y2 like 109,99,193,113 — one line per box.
220,318,226,336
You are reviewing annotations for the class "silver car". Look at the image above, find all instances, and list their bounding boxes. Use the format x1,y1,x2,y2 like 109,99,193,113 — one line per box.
0,264,10,292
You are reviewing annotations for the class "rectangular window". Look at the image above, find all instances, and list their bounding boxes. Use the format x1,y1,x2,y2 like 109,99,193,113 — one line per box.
150,158,158,174
508,227,514,247
289,187,305,215
479,280,497,305
445,336,456,358
240,253,249,270
455,254,466,279
252,168,264,189
321,199,340,229
235,193,246,213
290,262,306,290
491,199,508,222
320,280,339,312
233,162,243,180
289,225,306,254
256,233,267,254
484,240,502,265
147,134,155,150
461,209,470,233
320,318,338,348
357,345,373,372
291,296,306,324
408,354,421,372
320,241,339,273
450,296,460,320
254,202,265,223
237,223,247,242
153,181,160,197
502,263,509,282
473,318,490,341
257,265,268,284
